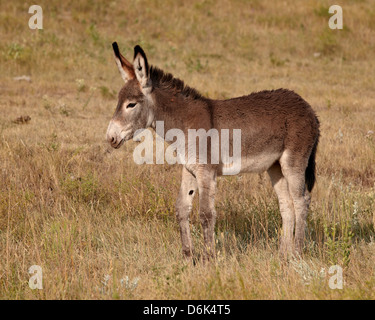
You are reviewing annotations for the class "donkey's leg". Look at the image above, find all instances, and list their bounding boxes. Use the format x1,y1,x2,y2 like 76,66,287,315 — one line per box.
293,183,309,254
196,168,217,260
280,153,308,255
176,167,197,259
267,162,295,257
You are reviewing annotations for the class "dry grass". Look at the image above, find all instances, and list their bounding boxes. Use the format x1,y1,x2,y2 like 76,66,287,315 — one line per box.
0,0,375,299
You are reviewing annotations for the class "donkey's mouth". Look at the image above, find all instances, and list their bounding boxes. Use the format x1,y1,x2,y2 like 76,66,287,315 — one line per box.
114,138,125,149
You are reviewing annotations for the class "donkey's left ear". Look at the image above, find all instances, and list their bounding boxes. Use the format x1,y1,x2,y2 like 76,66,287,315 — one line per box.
133,45,152,94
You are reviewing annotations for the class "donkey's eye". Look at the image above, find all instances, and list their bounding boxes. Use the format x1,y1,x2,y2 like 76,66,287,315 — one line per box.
126,103,137,109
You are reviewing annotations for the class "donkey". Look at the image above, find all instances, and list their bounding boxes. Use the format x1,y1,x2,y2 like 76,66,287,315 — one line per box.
106,43,320,259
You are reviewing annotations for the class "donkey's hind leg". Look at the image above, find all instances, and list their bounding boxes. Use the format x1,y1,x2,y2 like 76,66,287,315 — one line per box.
280,152,309,255
267,162,295,257
176,167,198,259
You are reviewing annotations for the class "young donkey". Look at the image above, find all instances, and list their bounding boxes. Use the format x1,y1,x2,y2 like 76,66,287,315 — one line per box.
106,43,320,259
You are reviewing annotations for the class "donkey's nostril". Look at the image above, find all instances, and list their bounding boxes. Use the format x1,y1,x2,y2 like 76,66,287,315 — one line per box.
108,135,116,146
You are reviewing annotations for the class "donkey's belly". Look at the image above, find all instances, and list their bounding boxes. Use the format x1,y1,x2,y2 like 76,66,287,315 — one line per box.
219,151,281,175
240,152,282,172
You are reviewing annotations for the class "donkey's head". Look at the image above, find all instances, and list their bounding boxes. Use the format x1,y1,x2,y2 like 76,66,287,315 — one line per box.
106,43,154,149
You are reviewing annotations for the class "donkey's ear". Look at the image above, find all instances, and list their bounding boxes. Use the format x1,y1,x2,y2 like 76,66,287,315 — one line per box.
112,42,135,83
133,45,151,93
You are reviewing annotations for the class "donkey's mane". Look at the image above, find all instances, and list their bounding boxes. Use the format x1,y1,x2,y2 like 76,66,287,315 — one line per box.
150,66,203,100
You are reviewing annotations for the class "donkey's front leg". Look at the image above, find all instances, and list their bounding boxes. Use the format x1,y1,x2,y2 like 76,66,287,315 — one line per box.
196,167,217,260
176,167,197,259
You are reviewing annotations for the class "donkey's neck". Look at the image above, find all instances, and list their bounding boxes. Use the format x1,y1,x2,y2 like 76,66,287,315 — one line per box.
148,66,212,132
151,87,212,133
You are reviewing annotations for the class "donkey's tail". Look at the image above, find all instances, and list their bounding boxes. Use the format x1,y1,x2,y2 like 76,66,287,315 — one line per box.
305,137,319,193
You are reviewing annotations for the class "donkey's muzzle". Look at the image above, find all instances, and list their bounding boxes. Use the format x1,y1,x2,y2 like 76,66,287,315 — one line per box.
107,134,125,149
106,120,126,149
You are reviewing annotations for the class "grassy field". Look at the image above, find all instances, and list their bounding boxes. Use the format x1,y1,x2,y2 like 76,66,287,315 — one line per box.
0,0,375,299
